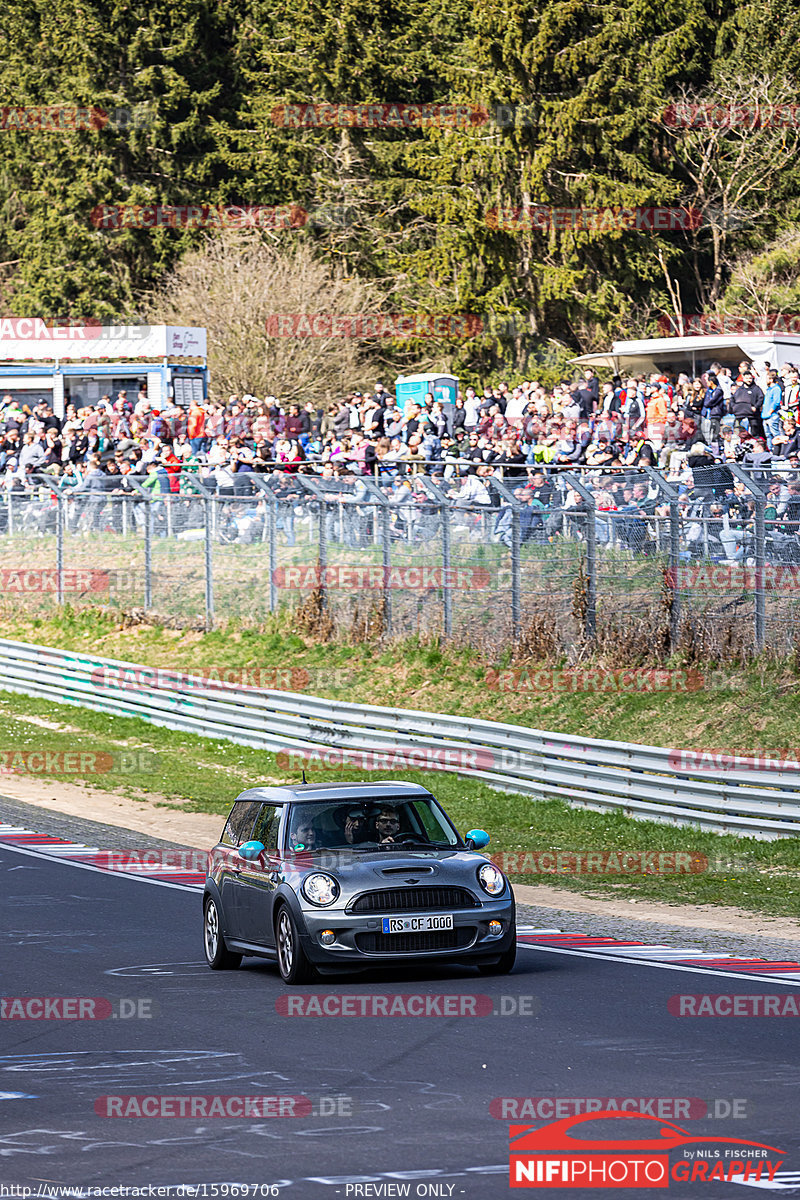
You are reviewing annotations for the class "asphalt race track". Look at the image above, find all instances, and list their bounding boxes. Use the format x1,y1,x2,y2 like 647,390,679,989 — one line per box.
2,835,800,1198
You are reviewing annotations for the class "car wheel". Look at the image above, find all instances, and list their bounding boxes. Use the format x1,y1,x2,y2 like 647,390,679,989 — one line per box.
203,897,242,970
477,941,516,975
275,905,317,985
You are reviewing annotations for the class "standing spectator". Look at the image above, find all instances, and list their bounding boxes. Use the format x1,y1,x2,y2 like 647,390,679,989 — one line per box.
187,399,206,453
762,370,783,450
730,369,764,436
701,373,725,446
463,387,481,431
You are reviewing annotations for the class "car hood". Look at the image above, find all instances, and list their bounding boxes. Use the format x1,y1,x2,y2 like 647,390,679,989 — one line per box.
280,848,493,885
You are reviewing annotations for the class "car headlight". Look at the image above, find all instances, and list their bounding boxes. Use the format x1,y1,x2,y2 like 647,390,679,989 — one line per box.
301,873,340,906
478,862,505,896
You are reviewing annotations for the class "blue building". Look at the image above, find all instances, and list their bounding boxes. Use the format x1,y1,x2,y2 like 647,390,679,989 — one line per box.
0,323,207,416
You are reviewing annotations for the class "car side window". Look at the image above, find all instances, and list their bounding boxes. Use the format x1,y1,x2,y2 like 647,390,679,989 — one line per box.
221,800,262,847
411,800,458,844
250,804,281,851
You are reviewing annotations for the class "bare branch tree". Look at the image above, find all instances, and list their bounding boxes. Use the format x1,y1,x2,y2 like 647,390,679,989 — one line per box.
143,233,387,401
662,75,800,307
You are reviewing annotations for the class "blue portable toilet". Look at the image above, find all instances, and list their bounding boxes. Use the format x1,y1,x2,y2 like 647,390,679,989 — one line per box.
394,373,458,414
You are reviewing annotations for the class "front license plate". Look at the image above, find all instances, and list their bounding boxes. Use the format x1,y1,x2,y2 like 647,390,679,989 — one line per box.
382,914,454,933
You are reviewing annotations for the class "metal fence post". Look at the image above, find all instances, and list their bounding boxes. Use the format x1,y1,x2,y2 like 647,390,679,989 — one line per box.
642,465,680,649
416,477,453,640
490,477,522,642
729,464,766,654
563,473,596,643
318,492,328,610
669,498,681,647
144,501,152,610
441,500,452,638
755,494,766,652
56,493,64,605
362,479,392,638
204,497,214,630
269,497,277,611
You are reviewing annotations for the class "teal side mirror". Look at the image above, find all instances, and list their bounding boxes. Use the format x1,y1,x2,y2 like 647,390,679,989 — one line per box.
465,828,490,850
238,840,265,860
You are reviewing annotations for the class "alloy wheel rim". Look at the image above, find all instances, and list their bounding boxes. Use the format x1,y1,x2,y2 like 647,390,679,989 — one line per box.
278,911,293,975
205,902,219,960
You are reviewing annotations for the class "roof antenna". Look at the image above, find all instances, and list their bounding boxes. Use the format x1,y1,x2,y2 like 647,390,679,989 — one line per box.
302,769,307,784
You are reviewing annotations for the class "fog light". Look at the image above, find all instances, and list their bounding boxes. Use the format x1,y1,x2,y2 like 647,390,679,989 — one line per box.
320,930,335,946
488,921,502,937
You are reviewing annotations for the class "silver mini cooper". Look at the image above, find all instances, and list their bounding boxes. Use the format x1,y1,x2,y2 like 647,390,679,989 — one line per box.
203,780,515,983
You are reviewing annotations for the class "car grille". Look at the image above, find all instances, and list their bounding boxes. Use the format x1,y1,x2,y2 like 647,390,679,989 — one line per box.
349,887,479,914
355,928,476,954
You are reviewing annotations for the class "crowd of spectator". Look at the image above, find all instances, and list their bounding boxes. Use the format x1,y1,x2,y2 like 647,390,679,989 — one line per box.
3,358,800,558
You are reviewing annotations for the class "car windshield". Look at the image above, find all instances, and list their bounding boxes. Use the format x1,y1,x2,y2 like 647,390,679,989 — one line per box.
285,796,461,852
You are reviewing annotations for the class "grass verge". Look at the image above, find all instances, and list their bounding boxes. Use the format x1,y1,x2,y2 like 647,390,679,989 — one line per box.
1,685,799,920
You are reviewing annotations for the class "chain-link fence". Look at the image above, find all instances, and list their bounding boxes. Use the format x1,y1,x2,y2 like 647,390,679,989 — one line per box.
3,465,800,659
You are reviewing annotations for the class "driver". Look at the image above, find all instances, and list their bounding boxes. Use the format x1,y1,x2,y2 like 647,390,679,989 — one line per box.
371,805,403,844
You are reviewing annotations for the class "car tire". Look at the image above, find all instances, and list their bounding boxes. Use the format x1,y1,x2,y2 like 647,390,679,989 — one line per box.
477,941,516,975
275,904,317,985
203,897,242,970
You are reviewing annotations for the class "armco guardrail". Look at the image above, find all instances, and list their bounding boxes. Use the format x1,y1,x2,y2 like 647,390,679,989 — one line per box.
0,638,798,839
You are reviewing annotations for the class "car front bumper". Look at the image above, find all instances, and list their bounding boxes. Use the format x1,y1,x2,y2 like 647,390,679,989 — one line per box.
296,895,515,967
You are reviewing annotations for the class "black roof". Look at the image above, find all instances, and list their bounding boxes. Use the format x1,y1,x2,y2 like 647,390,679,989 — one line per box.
233,781,434,805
